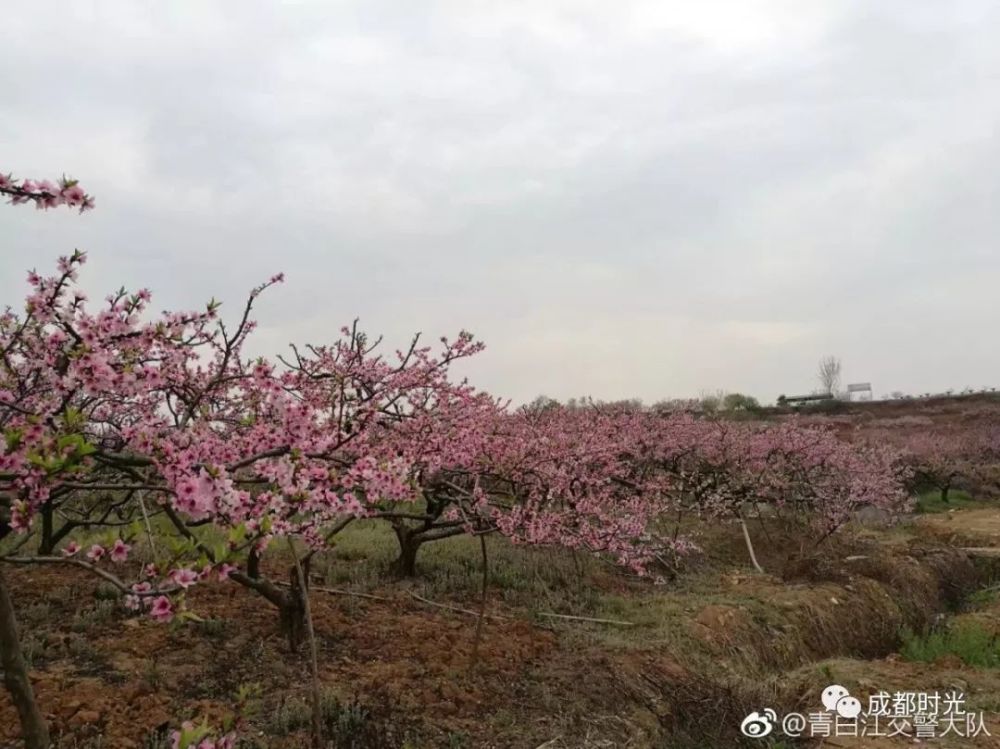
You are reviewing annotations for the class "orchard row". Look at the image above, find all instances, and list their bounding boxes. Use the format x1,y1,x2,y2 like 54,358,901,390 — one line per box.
1,251,932,632
1,170,988,748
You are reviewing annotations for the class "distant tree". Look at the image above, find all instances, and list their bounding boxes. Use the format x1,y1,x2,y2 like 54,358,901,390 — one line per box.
818,355,841,395
566,396,644,412
651,398,700,413
600,398,644,412
699,389,726,414
524,395,561,414
721,393,761,413
877,427,998,504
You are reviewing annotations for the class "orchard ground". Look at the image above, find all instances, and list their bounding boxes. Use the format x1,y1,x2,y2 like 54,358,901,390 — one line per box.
2,496,1000,747
5,388,1000,749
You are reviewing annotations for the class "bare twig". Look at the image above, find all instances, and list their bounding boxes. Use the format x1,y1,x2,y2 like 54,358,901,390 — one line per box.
277,579,393,602
137,491,158,559
0,554,174,596
293,580,633,627
536,612,635,626
408,591,513,621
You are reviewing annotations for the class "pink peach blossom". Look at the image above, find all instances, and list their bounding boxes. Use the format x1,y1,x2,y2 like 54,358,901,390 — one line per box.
149,596,174,623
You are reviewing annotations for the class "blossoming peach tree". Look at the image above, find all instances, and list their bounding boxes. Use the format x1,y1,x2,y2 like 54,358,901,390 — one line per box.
0,172,96,749
886,427,997,503
365,400,696,578
633,415,910,571
0,168,914,748
1,249,502,638
0,254,678,745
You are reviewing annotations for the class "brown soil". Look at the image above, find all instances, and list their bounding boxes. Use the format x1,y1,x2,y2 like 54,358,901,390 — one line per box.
2,559,659,748
2,513,999,748
782,657,1000,748
917,509,1000,548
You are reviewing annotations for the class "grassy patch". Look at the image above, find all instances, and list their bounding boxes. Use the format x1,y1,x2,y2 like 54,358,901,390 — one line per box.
966,585,1000,609
900,622,1000,667
71,599,119,632
264,689,415,747
915,489,982,514
322,519,604,602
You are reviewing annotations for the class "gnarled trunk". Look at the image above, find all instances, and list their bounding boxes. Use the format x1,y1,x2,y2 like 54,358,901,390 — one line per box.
389,523,468,577
0,567,50,749
229,567,307,653
390,526,424,578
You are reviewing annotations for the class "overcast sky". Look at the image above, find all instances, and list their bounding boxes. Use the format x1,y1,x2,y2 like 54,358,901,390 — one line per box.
3,1,998,404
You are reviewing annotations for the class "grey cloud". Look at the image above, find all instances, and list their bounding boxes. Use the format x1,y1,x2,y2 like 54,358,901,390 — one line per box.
2,0,998,403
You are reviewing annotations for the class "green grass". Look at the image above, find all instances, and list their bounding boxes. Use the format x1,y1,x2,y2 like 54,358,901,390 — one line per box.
264,688,414,747
315,519,715,651
323,519,603,603
900,623,1000,668
914,489,982,514
966,586,1000,609
310,519,783,670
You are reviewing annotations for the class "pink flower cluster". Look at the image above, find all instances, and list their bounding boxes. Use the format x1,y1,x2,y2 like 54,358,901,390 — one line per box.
62,539,130,562
0,171,94,212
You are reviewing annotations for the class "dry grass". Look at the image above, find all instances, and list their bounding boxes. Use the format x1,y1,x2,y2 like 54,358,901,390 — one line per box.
4,509,1000,747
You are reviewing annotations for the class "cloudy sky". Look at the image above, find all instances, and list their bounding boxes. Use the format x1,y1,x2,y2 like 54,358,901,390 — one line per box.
3,1,998,404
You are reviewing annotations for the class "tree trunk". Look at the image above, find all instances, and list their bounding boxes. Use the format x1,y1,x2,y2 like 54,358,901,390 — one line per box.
279,598,306,653
941,484,951,503
228,569,305,653
37,503,54,556
390,527,423,578
287,539,323,749
279,565,308,653
0,568,50,749
470,535,489,668
247,547,261,579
